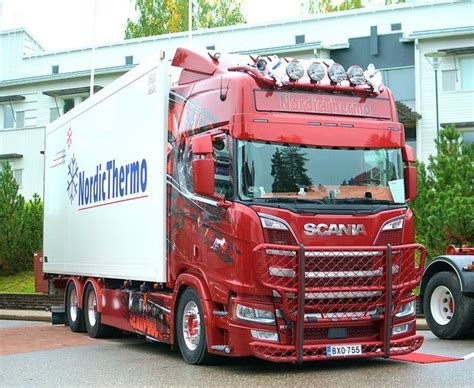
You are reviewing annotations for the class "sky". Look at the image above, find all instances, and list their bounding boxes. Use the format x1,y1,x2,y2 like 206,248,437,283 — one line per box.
0,0,310,51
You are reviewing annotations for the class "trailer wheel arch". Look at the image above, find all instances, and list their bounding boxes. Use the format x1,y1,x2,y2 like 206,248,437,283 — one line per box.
172,273,213,346
66,277,85,309
83,278,105,313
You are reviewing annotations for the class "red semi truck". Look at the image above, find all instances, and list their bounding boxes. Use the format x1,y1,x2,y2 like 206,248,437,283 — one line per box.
43,48,426,364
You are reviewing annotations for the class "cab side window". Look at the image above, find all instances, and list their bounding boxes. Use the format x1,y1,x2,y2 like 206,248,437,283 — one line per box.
213,135,232,199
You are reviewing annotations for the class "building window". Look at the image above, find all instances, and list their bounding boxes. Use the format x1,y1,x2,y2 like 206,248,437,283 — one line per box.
52,65,59,74
459,55,474,90
50,107,60,122
13,168,23,188
442,69,457,92
63,98,75,114
461,130,474,144
16,111,25,128
2,105,15,129
391,23,402,31
125,56,133,65
295,35,305,44
206,45,215,50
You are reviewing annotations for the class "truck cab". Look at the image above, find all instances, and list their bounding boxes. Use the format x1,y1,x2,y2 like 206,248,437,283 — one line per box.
166,48,425,362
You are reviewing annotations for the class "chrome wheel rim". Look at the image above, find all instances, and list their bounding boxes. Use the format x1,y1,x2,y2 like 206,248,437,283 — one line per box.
431,285,454,325
69,288,78,322
182,301,201,351
87,290,97,327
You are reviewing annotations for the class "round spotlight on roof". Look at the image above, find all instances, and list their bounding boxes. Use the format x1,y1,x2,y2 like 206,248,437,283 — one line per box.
286,61,305,81
328,63,346,83
256,57,268,74
307,62,325,82
347,65,366,85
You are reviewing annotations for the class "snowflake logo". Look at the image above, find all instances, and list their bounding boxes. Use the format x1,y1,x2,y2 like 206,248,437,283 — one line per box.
67,127,73,149
67,155,79,204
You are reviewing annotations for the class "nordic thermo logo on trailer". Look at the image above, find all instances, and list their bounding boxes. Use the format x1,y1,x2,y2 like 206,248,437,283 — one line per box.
75,159,148,210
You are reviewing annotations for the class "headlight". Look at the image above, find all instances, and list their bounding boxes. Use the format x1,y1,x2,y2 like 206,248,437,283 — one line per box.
395,301,416,319
234,303,275,325
381,217,404,231
347,65,366,85
307,62,325,82
286,61,305,81
328,63,346,83
260,217,288,230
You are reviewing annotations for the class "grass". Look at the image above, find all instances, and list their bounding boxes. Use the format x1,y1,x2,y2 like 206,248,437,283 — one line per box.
0,271,36,293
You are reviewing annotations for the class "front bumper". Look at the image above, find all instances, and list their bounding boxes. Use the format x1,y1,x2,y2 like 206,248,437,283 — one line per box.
250,334,424,363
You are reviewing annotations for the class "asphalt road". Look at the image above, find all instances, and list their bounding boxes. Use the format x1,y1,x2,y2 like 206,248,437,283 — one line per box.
1,320,473,387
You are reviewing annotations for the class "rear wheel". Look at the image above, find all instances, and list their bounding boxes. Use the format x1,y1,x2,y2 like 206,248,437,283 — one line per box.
423,271,474,339
176,288,214,365
84,284,114,338
66,282,85,332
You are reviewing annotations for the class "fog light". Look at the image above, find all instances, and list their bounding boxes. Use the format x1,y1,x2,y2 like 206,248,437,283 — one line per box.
251,329,279,342
392,322,413,336
235,304,275,325
395,301,416,319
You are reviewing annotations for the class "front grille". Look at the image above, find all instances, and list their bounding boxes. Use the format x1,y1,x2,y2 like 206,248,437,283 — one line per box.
303,325,378,341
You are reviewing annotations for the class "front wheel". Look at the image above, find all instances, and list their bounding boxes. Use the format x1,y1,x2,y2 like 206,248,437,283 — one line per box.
176,288,214,365
423,271,474,339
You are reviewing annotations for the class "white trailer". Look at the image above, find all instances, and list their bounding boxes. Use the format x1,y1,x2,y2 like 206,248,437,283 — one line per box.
43,52,169,283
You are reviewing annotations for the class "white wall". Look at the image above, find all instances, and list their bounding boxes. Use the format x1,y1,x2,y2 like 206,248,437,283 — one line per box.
0,126,45,199
416,35,474,163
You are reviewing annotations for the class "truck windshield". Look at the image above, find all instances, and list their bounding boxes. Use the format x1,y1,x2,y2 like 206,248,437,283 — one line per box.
237,140,405,205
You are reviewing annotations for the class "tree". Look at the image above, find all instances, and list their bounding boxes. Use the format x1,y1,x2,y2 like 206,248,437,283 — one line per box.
125,0,246,39
271,148,312,193
304,0,405,14
0,162,26,274
411,126,474,260
0,162,43,274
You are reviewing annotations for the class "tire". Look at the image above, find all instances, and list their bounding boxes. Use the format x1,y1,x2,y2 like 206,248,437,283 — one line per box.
66,282,85,332
176,288,214,365
83,284,114,338
423,271,474,340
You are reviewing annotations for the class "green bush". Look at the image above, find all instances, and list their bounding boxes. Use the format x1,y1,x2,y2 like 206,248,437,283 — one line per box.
0,161,43,274
411,126,474,260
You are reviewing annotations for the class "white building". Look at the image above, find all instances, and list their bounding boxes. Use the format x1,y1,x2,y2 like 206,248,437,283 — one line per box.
0,0,473,198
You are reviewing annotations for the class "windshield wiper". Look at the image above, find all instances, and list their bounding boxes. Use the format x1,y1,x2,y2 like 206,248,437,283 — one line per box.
325,197,393,205
253,197,326,205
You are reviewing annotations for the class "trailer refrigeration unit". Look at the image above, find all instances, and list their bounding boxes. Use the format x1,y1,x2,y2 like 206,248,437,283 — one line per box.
43,48,426,364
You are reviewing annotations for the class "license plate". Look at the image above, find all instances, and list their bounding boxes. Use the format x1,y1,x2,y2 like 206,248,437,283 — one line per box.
326,344,362,357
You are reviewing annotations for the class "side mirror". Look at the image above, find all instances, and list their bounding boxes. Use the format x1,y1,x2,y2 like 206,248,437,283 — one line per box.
192,158,215,198
404,165,417,201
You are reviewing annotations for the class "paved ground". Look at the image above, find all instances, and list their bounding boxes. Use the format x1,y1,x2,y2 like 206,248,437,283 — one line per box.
0,320,473,387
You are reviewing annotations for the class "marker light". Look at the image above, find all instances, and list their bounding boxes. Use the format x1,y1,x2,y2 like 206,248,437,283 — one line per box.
307,62,326,82
347,65,366,85
328,63,346,83
286,61,305,81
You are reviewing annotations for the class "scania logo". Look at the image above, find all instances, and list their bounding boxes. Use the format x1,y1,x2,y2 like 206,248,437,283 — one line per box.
304,223,367,236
